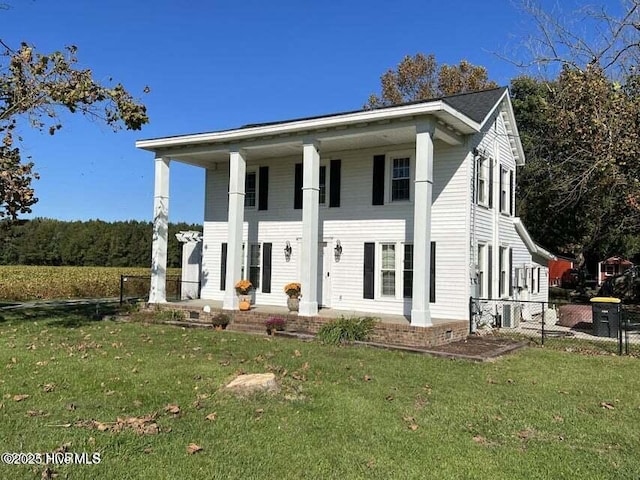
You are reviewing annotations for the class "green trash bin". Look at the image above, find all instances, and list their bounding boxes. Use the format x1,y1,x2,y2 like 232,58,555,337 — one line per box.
590,297,621,338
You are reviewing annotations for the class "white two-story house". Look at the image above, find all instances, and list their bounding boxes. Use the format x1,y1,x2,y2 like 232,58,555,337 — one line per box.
137,87,552,327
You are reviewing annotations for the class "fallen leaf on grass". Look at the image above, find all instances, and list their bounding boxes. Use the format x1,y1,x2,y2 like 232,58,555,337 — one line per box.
65,403,76,411
13,394,30,402
553,415,564,422
186,443,203,455
600,402,615,410
143,448,153,454
363,375,372,382
26,410,49,417
408,424,419,431
517,428,536,440
205,412,218,421
41,466,55,479
385,395,394,401
164,404,180,414
104,390,115,396
53,443,71,454
43,383,56,393
473,435,487,444
293,350,302,357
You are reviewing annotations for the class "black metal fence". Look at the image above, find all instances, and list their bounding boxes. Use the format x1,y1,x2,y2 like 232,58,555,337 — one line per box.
119,275,200,305
469,297,640,357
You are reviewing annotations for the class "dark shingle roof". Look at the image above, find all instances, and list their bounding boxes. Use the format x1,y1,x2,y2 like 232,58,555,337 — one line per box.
441,87,507,123
241,86,508,130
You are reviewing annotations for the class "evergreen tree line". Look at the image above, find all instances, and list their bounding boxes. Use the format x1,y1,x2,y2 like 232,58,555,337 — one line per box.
0,218,201,268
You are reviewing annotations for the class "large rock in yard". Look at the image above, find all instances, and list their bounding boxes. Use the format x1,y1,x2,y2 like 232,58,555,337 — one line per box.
225,373,278,394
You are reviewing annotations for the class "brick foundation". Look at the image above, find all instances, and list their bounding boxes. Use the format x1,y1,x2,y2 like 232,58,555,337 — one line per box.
142,303,468,349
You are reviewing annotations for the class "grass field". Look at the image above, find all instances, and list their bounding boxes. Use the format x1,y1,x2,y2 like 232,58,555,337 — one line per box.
1,304,639,479
0,266,181,301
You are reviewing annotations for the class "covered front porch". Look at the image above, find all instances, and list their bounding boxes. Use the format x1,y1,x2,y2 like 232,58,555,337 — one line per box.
137,96,482,328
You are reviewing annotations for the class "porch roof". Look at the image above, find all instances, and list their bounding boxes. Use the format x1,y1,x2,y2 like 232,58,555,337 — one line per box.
136,87,524,167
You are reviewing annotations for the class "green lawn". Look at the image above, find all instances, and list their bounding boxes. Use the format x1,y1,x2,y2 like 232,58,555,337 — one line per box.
1,305,639,479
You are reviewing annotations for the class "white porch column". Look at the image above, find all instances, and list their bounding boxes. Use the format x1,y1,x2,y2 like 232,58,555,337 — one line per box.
223,149,246,310
299,140,320,316
149,156,170,303
411,120,435,327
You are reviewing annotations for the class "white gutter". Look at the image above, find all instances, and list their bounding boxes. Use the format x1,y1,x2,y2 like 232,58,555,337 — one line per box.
136,101,480,152
514,217,556,260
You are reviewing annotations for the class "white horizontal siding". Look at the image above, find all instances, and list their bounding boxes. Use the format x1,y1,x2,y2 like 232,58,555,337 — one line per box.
200,137,487,321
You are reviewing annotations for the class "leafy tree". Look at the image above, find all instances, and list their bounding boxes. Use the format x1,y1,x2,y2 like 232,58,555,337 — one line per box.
0,40,149,219
366,53,498,108
511,1,640,268
513,67,640,267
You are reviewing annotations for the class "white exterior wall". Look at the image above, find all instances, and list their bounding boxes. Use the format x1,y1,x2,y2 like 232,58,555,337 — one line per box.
201,142,470,320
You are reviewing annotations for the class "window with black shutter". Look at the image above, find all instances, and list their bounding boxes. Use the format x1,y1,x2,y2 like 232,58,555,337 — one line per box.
220,243,227,291
258,166,269,210
372,155,385,205
294,163,303,209
329,159,341,207
363,243,375,299
261,243,272,293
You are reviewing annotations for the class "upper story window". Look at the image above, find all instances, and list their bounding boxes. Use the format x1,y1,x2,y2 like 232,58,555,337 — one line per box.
500,167,508,214
391,157,410,201
475,155,493,208
245,171,257,208
319,165,327,205
499,166,514,216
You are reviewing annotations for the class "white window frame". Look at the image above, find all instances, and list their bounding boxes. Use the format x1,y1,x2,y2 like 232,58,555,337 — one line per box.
499,246,511,298
500,166,508,214
403,243,413,299
318,163,329,206
380,243,397,297
476,156,489,207
244,169,258,209
386,151,414,203
477,243,487,298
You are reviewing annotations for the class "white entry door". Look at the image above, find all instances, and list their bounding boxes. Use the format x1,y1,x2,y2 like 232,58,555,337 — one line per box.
318,241,332,308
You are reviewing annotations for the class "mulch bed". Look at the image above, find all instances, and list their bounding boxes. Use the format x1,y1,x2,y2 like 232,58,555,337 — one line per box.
276,331,528,361
427,335,528,357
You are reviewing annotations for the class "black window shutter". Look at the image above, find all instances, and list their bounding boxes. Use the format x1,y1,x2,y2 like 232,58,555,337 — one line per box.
509,248,513,296
258,166,269,211
294,163,303,209
261,242,272,293
372,155,385,205
487,245,493,299
430,242,436,303
220,243,227,291
329,159,341,207
488,160,494,208
364,243,375,299
509,170,514,216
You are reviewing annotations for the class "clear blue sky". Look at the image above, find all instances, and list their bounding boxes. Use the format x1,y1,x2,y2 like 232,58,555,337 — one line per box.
2,0,597,224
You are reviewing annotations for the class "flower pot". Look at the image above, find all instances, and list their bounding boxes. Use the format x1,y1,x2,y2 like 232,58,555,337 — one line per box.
239,300,250,311
287,296,300,312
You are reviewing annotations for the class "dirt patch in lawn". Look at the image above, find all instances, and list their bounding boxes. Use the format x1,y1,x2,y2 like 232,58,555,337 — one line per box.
425,335,529,360
277,331,528,361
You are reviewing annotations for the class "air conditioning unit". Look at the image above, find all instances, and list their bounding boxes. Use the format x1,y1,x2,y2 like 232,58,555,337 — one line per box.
501,304,521,328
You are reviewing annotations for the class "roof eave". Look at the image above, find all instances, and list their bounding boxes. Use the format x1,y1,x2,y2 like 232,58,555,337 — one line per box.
514,218,556,261
135,101,481,153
